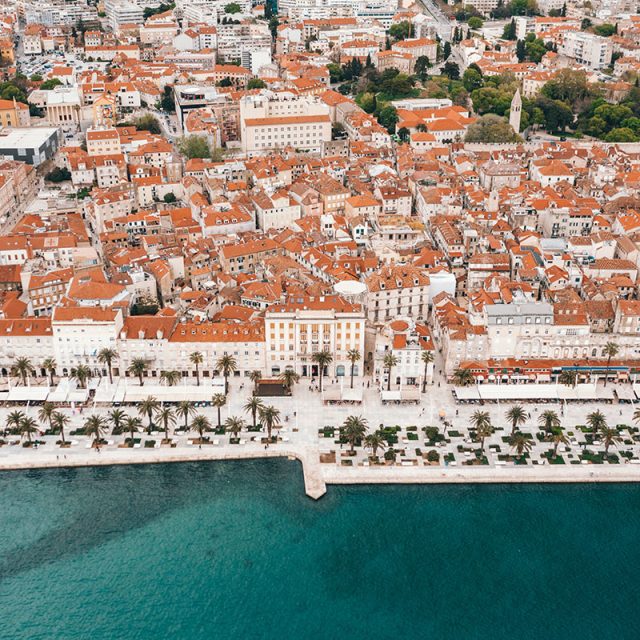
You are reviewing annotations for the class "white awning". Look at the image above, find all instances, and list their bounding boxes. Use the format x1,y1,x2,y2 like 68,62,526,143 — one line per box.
7,386,50,402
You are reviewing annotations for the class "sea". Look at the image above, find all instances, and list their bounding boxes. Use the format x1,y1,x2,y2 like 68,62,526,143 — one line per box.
0,459,638,640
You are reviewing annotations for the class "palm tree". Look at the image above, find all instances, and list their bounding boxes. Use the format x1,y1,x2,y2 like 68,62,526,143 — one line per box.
249,369,262,393
347,349,361,389
84,415,106,449
160,370,181,386
508,432,533,460
216,354,237,394
42,357,56,387
244,396,264,429
97,348,118,384
125,416,142,443
212,393,226,429
225,416,246,439
128,358,147,386
37,402,56,431
383,352,399,391
177,400,196,431
342,415,368,453
109,408,127,435
364,430,386,458
259,404,280,440
558,369,577,388
452,367,474,387
279,369,300,393
548,427,569,459
5,410,24,434
138,396,160,434
471,410,493,455
191,414,211,441
71,364,91,389
155,406,176,441
11,357,34,385
506,405,529,435
603,341,619,387
52,411,70,444
190,351,204,386
421,350,434,393
312,350,333,392
19,416,39,444
586,410,607,438
601,427,622,454
539,410,561,433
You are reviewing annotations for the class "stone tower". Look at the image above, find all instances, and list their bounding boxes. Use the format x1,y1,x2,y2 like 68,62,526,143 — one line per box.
509,88,522,135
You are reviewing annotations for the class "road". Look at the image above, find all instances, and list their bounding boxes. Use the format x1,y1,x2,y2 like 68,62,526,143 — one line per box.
417,0,454,42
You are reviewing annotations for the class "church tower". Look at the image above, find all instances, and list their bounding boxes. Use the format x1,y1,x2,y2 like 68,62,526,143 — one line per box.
509,88,522,135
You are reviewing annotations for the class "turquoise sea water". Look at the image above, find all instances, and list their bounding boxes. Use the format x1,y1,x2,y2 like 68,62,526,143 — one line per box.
0,460,639,640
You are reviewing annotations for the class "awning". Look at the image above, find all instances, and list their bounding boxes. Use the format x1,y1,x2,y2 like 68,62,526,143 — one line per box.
7,386,50,402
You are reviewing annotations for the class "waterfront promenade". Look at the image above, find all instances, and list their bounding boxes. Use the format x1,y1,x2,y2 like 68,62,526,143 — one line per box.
2,376,640,498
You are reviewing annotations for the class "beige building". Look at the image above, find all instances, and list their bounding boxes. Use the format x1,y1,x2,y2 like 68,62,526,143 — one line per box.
264,296,366,379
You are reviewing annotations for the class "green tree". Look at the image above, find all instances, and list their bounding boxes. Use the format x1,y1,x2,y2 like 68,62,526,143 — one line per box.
389,21,411,41
178,135,212,159
383,352,399,391
244,396,264,430
191,415,211,441
558,370,578,388
40,78,63,90
601,427,622,454
442,61,460,80
247,78,266,89
42,357,56,387
502,18,516,40
249,370,262,393
605,127,638,142
20,416,39,444
602,341,619,387
414,56,432,81
420,351,434,393
535,96,573,131
52,411,70,445
125,416,142,444
586,410,607,438
509,432,533,460
465,114,520,142
443,41,452,59
71,364,91,389
38,402,56,431
216,354,237,394
160,85,175,112
279,369,300,393
138,396,160,433
84,415,106,449
468,16,483,29
133,113,161,134
212,393,226,429
128,358,147,386
342,415,368,453
225,2,241,13
155,406,176,441
259,404,280,440
471,411,493,456
539,410,561,433
190,351,204,386
11,357,34,385
463,67,484,92
160,370,181,386
312,350,333,392
177,401,196,431
6,410,25,434
225,416,245,439
45,167,71,182
593,23,616,37
452,368,474,386
516,39,526,62
347,349,361,389
506,405,529,435
377,104,398,133
97,348,118,384
109,408,127,435
548,427,569,459
364,430,386,458
541,69,593,110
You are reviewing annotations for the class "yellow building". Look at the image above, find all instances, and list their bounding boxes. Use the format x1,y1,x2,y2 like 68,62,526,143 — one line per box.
0,99,30,127
0,38,15,65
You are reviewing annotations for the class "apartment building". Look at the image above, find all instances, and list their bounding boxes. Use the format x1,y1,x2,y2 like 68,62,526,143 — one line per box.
559,32,613,70
264,295,365,378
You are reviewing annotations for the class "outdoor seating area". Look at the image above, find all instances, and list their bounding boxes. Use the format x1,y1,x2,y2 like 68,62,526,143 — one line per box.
453,383,619,403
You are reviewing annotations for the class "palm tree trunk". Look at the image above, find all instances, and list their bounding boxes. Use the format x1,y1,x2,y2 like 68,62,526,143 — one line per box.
139,373,143,387
422,363,427,393
60,428,65,444
605,356,611,387
350,364,354,389
319,371,323,392
387,367,392,391
130,428,135,443
480,437,485,456
49,371,54,386
553,442,558,459
108,366,113,385
350,439,355,453
196,364,200,386
217,407,221,429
